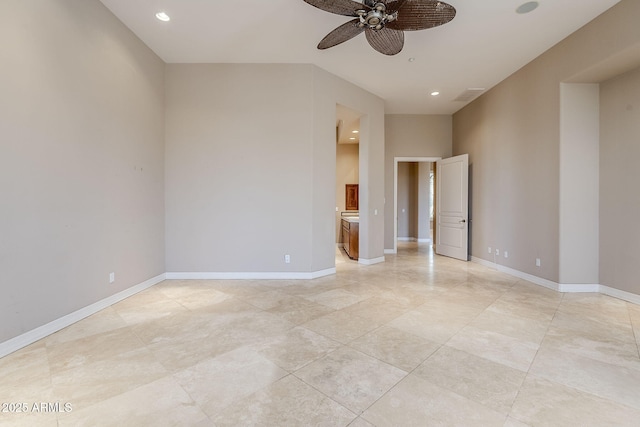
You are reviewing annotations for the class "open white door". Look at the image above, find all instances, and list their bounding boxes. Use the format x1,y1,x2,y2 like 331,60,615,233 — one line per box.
436,154,469,261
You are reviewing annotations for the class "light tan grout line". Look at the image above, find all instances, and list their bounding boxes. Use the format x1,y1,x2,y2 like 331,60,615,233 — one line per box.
345,273,522,420
507,290,565,419
625,302,640,360
289,369,360,419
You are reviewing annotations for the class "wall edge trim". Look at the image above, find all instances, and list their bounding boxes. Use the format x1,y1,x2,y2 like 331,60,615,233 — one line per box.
471,257,640,304
358,256,385,265
600,285,640,305
0,273,166,359
165,269,336,280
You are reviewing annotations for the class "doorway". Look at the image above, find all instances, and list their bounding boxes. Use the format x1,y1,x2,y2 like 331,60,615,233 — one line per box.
336,104,362,261
393,157,441,254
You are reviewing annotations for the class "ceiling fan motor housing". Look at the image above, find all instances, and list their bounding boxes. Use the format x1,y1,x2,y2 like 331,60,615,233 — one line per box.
357,3,398,30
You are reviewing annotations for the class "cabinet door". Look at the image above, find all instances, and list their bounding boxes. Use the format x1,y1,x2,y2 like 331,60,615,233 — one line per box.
349,223,359,260
341,221,349,252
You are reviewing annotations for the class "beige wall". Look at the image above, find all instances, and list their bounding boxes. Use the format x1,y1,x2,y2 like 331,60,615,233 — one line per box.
600,66,640,295
165,64,385,273
417,162,432,241
0,0,165,342
312,67,386,265
336,144,359,242
559,83,600,285
165,64,316,273
384,115,452,249
453,0,640,284
397,163,419,239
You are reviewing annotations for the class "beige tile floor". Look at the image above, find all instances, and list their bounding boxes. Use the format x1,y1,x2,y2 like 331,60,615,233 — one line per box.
2,242,640,426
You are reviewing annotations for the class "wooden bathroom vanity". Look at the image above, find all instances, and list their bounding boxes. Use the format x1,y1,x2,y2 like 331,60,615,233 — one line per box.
341,217,359,260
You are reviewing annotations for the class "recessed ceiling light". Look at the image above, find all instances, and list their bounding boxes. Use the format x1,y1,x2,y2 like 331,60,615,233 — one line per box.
431,91,440,96
155,11,170,22
352,130,359,134
350,137,356,140
516,1,539,14
408,57,416,62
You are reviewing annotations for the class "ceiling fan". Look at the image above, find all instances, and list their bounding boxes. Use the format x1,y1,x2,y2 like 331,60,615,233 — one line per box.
302,0,456,55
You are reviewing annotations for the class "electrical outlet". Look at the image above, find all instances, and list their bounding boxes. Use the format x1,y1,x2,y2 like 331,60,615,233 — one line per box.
488,247,492,254
504,251,509,258
284,254,290,264
495,249,500,256
536,258,541,267
109,272,115,283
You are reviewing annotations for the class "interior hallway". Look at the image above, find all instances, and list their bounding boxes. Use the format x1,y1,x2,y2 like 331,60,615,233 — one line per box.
2,243,640,426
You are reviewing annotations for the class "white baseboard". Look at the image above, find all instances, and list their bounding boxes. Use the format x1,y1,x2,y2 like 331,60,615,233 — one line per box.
471,256,494,269
359,256,385,265
558,283,601,293
0,267,338,358
418,238,432,243
397,237,417,242
600,285,640,305
5,259,637,360
0,273,166,359
384,249,397,255
470,257,640,304
165,268,336,280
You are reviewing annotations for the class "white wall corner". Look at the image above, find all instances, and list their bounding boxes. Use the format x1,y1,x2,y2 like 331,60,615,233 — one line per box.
309,268,337,279
557,283,601,293
358,256,385,265
558,83,600,285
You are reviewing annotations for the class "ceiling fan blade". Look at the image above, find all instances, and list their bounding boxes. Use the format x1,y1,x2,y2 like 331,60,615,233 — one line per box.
318,19,365,49
303,0,368,17
365,27,404,55
384,0,407,12
386,0,456,31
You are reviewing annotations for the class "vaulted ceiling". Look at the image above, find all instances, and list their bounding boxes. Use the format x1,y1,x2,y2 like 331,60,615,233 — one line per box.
100,0,621,114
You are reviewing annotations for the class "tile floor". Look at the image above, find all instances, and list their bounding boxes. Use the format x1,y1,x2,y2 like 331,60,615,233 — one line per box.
2,243,640,426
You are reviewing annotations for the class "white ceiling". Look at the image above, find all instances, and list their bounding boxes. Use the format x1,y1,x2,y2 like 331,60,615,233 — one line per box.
99,0,621,115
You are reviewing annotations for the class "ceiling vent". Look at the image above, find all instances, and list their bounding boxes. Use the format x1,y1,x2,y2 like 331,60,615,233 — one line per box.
453,88,486,102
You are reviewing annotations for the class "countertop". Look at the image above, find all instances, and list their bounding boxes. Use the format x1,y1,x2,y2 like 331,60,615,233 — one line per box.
342,217,359,223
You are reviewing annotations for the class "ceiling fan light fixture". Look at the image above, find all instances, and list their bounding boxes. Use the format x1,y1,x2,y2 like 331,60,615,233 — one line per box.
431,91,440,96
